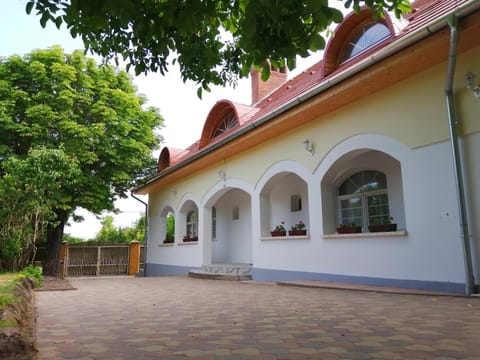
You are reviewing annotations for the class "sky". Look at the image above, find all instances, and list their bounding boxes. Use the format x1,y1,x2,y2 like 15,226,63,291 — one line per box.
1,0,322,239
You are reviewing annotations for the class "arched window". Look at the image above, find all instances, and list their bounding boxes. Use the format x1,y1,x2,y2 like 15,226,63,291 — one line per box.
340,23,390,63
337,170,390,229
186,210,198,239
212,109,238,139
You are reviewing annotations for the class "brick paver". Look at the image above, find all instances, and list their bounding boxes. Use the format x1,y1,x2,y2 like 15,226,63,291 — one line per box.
36,276,480,359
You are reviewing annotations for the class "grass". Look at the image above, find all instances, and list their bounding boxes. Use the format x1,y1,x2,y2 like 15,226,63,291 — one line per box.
0,274,19,307
0,274,19,328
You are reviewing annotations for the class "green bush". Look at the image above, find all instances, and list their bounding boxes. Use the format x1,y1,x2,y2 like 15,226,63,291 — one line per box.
20,265,43,288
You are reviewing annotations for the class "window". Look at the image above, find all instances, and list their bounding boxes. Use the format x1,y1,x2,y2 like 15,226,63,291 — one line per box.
290,195,302,212
186,210,198,238
212,109,238,139
341,23,390,63
212,206,217,239
232,206,239,220
337,170,390,229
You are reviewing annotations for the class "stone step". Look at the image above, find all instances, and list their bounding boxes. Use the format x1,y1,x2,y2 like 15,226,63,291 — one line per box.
188,263,252,281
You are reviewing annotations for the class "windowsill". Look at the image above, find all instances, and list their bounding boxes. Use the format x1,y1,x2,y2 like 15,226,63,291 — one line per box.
159,243,175,247
261,235,309,241
323,230,407,239
179,241,198,245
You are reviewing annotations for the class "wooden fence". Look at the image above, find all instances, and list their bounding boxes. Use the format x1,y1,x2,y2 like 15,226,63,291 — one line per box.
60,242,144,277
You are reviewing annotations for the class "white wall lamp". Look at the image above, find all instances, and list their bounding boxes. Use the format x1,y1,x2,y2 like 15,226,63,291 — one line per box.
464,72,480,99
303,138,314,156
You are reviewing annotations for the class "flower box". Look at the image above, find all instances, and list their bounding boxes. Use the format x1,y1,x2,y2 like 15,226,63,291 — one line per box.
183,236,198,242
270,231,287,237
288,230,307,236
337,226,362,234
368,224,397,233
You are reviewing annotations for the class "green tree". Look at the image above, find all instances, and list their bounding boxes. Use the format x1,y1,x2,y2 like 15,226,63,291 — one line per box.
0,146,80,271
96,215,118,243
0,47,162,275
25,0,411,96
166,213,175,241
92,215,145,244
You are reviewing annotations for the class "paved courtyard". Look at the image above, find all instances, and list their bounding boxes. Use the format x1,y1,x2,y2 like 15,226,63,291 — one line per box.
36,276,480,359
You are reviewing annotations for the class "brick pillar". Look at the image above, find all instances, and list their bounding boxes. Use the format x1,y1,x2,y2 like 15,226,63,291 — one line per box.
128,241,141,275
59,241,68,278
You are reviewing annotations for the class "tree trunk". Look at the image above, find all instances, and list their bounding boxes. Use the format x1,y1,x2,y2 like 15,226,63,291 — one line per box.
43,210,68,276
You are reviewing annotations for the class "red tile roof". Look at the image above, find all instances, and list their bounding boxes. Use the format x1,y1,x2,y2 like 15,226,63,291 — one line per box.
160,0,474,171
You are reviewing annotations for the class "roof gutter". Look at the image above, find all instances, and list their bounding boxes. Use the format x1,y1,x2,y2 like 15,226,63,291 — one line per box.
444,15,475,296
135,0,480,193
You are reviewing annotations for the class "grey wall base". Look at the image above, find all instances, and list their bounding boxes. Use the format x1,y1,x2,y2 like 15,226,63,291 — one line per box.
145,263,192,276
145,263,466,294
252,268,466,294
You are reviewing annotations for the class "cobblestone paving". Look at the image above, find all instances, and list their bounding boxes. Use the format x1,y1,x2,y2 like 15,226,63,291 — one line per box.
36,276,480,359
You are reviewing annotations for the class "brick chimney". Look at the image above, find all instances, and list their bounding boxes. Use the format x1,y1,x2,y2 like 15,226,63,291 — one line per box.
250,64,287,104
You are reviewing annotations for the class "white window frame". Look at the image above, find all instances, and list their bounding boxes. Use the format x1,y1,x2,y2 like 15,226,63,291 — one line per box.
337,189,389,230
336,170,390,231
186,210,198,238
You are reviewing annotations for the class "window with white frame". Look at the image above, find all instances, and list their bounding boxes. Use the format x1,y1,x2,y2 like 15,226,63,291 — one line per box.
212,109,238,139
337,170,390,229
290,194,302,212
186,210,198,238
340,22,390,63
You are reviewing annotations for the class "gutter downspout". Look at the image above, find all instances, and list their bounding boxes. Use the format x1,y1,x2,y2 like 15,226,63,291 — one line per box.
131,192,148,277
445,14,475,296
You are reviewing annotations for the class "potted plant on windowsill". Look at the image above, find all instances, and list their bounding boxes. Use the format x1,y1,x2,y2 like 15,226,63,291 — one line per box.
289,221,307,236
163,234,174,244
271,222,287,237
368,216,397,233
183,236,198,242
337,223,362,234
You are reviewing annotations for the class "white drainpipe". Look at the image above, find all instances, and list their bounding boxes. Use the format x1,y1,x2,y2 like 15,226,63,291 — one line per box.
444,14,475,296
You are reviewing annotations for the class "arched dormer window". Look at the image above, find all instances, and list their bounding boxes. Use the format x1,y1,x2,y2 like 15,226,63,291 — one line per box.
323,9,394,77
212,109,238,139
340,22,390,63
158,147,171,172
199,100,242,149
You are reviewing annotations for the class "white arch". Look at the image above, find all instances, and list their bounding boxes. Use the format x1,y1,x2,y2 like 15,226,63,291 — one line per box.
201,178,254,208
255,160,313,195
313,133,410,182
200,178,254,266
159,200,176,217
178,192,200,212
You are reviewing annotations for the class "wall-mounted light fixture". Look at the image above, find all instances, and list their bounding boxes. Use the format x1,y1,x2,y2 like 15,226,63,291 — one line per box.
218,169,226,180
303,138,314,156
464,72,480,98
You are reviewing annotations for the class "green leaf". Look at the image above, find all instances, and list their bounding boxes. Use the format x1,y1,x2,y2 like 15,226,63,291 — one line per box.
25,1,34,15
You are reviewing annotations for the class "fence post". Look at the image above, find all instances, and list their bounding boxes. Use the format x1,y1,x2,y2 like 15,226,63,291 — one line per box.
60,242,68,278
128,241,141,275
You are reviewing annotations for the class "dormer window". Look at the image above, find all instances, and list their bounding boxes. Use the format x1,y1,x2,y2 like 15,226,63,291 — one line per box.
212,109,238,139
340,22,390,63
